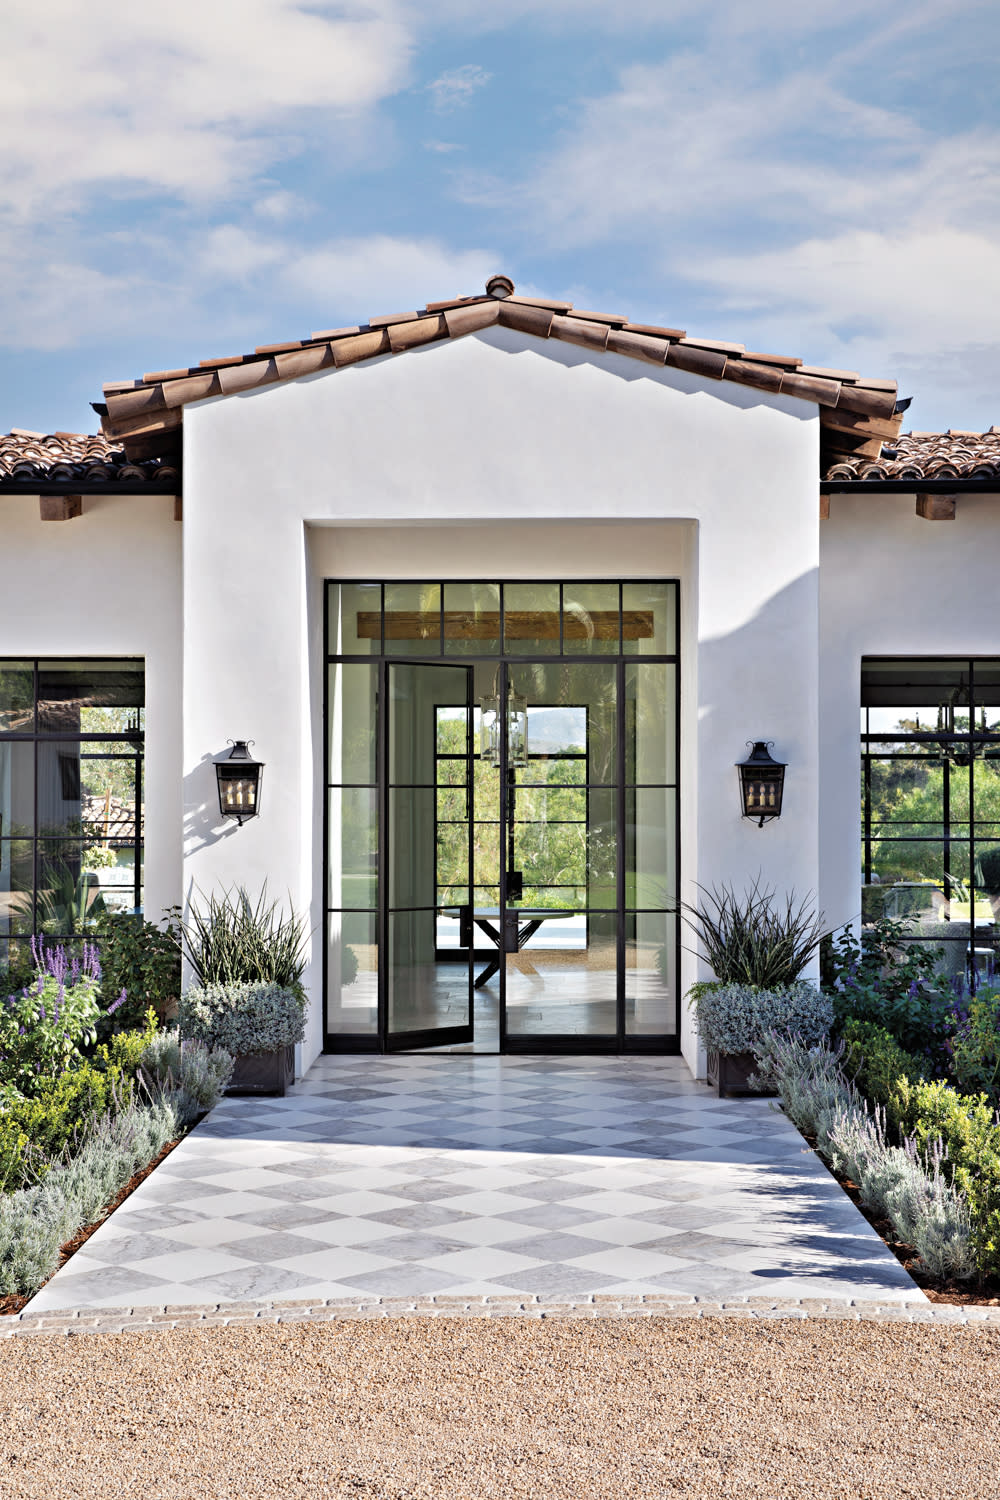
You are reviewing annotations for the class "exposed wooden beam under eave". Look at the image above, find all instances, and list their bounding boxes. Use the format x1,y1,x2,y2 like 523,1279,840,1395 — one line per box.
916,493,957,521
39,493,82,521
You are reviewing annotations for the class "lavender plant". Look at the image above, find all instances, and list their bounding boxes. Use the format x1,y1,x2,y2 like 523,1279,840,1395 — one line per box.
0,938,126,1093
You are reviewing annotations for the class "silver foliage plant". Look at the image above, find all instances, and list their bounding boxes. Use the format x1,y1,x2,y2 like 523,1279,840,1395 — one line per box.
139,1030,233,1117
0,1098,181,1296
692,981,833,1056
0,1036,233,1297
179,980,306,1056
753,1034,975,1281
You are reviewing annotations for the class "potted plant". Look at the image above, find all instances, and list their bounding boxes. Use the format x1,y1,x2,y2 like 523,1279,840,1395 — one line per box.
180,885,309,1096
679,876,831,1095
179,979,306,1095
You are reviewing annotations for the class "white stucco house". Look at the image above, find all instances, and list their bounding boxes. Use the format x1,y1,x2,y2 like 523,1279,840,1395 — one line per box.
1,274,998,1079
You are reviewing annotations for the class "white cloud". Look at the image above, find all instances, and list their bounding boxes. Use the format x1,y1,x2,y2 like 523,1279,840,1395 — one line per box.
423,140,466,154
0,226,503,352
0,1,413,220
426,64,491,112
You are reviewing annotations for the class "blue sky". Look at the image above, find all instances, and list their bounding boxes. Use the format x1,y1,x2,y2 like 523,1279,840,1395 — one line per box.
2,0,998,436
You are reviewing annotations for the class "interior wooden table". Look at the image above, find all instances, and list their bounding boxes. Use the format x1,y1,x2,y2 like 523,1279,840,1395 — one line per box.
440,907,578,989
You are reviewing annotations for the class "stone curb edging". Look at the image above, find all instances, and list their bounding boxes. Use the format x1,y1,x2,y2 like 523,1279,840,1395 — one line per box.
4,1293,1000,1337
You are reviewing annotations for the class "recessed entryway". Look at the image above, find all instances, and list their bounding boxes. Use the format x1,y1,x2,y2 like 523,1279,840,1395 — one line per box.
324,581,680,1054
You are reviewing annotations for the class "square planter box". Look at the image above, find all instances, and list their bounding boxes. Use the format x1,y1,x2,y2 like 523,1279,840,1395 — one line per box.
706,1048,774,1098
226,1044,295,1097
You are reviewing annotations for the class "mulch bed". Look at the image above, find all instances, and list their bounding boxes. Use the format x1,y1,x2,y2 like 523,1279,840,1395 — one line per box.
0,1135,183,1317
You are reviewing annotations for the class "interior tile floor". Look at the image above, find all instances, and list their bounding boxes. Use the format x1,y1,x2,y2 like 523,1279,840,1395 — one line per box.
28,1055,923,1312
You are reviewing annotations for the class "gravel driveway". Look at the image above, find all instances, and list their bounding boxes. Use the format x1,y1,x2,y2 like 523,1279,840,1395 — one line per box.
2,1317,998,1498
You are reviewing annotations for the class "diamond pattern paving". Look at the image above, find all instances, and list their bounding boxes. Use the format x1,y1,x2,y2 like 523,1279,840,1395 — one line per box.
27,1055,924,1311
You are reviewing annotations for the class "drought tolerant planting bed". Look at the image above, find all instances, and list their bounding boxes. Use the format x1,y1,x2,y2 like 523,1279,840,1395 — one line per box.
687,884,1000,1303
0,917,233,1313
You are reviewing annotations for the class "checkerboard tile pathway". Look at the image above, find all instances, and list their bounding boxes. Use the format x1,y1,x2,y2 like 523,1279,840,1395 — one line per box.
27,1055,923,1312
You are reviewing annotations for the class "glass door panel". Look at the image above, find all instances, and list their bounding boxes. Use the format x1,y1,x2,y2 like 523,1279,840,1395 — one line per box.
386,662,474,1048
500,662,617,1041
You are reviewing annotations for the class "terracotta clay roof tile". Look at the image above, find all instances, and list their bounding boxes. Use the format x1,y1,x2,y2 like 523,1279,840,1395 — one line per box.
0,431,177,489
93,276,903,471
822,430,1000,484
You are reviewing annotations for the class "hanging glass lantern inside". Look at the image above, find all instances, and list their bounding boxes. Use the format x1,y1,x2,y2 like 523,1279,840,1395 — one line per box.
507,679,528,768
737,741,785,827
479,671,529,768
479,678,501,766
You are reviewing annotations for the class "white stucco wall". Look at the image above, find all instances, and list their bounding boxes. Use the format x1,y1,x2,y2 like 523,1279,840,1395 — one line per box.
0,491,183,926
181,326,821,1075
820,489,1000,934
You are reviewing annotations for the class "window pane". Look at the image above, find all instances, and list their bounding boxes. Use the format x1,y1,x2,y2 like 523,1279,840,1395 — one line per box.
328,663,377,784
383,583,442,655
626,912,677,1035
503,582,561,655
0,662,33,733
38,660,144,733
0,840,34,936
512,664,617,785
328,788,377,909
388,787,436,909
625,789,676,907
443,582,500,656
622,582,677,656
0,742,34,839
327,582,381,656
505,910,616,1036
327,911,377,1034
563,583,619,655
625,664,676,784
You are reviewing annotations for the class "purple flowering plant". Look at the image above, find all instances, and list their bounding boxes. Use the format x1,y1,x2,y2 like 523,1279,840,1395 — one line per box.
0,936,127,1093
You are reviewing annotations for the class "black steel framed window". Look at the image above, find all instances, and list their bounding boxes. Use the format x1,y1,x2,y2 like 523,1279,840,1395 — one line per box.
862,656,1000,980
324,581,681,1052
0,658,145,956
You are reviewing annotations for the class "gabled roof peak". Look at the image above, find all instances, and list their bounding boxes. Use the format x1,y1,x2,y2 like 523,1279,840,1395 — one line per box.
98,277,903,470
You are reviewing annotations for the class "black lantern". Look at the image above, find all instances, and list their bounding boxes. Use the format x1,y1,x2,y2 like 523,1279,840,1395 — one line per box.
737,741,785,827
216,740,264,825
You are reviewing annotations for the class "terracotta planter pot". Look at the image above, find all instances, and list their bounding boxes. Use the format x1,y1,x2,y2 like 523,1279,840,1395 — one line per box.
706,1048,773,1098
226,1044,295,1097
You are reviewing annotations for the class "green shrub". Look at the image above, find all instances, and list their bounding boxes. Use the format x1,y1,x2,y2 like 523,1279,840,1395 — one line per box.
950,988,1000,1103
891,1078,1000,1277
822,916,953,1068
180,981,306,1055
0,1063,134,1193
184,886,308,994
93,908,181,1034
841,1019,925,1133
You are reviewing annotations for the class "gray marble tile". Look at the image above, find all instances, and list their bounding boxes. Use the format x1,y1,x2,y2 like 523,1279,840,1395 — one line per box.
218,1231,338,1261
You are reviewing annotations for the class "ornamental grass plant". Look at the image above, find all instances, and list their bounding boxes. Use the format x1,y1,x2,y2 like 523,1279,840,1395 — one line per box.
679,875,826,989
184,885,308,994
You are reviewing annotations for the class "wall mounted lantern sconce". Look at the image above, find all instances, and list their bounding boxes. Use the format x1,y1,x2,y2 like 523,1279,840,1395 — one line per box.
216,740,264,825
737,741,785,827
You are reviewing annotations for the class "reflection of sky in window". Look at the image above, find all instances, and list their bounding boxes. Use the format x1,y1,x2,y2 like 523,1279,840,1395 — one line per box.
527,707,585,755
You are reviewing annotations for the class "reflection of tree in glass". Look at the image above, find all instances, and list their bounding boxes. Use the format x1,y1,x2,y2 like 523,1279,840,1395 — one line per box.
869,716,1000,886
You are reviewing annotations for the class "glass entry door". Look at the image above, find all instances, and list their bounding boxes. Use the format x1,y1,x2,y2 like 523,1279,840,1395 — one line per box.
385,662,474,1049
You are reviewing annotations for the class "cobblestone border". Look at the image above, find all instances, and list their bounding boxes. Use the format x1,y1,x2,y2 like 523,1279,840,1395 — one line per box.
5,1293,1000,1337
